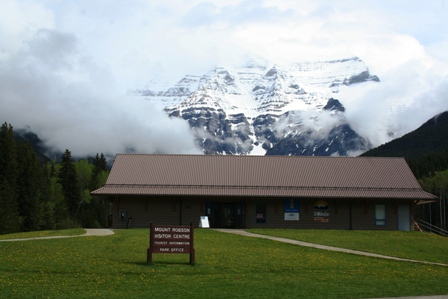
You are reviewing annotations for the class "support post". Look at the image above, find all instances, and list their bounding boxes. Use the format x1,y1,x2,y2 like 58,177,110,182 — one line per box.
349,201,353,230
147,222,154,264
189,222,195,265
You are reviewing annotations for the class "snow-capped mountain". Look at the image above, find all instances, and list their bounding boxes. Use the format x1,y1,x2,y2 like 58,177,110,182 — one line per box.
137,57,380,156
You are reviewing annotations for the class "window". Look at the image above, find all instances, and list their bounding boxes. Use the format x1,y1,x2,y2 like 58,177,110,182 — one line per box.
255,203,267,224
375,204,386,226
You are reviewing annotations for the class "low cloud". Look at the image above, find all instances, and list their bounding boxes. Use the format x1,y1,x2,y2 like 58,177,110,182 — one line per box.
273,110,344,140
0,29,201,157
340,60,448,147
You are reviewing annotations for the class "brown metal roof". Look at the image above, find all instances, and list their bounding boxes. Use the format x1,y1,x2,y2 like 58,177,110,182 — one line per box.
91,154,436,200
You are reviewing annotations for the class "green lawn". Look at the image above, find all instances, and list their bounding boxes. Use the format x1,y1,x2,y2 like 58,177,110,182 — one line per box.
248,229,448,264
0,229,447,298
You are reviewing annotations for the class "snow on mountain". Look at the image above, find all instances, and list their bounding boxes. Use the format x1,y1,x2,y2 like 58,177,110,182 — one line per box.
137,57,379,156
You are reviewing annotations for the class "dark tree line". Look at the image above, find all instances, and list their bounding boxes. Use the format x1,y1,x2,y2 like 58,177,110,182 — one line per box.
413,159,448,231
0,122,110,235
407,150,448,179
401,151,448,230
361,110,448,159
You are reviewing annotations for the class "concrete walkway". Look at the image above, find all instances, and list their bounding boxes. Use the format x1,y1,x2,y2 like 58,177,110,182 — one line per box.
214,229,448,268
367,296,448,299
0,228,114,242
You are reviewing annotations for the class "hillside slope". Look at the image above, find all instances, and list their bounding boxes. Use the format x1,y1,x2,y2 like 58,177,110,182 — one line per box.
361,111,448,159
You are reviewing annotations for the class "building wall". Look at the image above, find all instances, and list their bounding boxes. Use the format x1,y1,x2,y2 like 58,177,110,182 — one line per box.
109,196,412,230
111,196,181,229
244,199,351,229
243,199,406,230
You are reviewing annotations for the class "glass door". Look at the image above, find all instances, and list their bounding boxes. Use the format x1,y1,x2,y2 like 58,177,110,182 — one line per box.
206,202,245,228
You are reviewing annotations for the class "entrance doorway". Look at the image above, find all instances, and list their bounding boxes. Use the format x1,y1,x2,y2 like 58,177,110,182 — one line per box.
398,204,410,231
205,202,245,228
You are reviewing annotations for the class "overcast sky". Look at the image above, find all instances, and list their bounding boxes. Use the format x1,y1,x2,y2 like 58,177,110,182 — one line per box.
1,0,447,156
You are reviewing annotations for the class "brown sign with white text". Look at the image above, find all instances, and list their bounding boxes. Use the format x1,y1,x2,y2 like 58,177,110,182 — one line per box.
147,223,195,265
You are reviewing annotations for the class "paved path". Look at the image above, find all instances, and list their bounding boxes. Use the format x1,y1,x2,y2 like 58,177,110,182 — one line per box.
0,229,114,242
366,296,448,299
83,228,115,237
214,229,448,268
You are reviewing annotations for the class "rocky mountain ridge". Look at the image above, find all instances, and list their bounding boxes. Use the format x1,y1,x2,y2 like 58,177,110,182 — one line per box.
138,57,380,156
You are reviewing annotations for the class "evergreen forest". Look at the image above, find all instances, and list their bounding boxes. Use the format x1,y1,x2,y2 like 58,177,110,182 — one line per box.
0,122,110,234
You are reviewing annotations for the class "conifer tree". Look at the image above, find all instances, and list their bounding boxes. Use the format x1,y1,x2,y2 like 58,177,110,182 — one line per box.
89,153,110,227
0,122,21,233
58,149,80,223
49,175,68,228
40,162,56,230
75,159,94,226
16,141,45,231
91,153,107,190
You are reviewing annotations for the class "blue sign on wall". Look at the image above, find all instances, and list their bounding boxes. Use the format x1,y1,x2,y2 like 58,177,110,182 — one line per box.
284,198,299,213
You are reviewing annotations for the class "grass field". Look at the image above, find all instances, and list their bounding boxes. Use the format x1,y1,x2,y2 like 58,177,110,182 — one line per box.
248,229,448,264
0,229,447,299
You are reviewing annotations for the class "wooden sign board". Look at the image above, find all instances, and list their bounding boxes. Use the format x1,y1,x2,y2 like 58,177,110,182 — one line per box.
147,223,195,265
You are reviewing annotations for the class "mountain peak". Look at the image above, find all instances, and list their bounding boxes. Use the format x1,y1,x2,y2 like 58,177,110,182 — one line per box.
139,56,378,156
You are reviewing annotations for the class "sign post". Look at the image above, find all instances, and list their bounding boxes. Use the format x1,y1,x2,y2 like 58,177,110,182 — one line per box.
147,223,195,265
199,216,209,228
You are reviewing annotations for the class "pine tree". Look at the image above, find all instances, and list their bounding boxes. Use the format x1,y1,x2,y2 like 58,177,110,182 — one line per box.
0,123,21,233
49,176,68,228
75,159,93,226
40,163,56,230
58,149,80,223
16,141,45,231
91,153,107,190
88,153,110,227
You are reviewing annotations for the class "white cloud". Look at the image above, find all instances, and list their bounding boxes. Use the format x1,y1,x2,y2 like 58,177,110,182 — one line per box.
0,0,448,155
341,56,448,147
0,29,201,157
0,0,54,56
